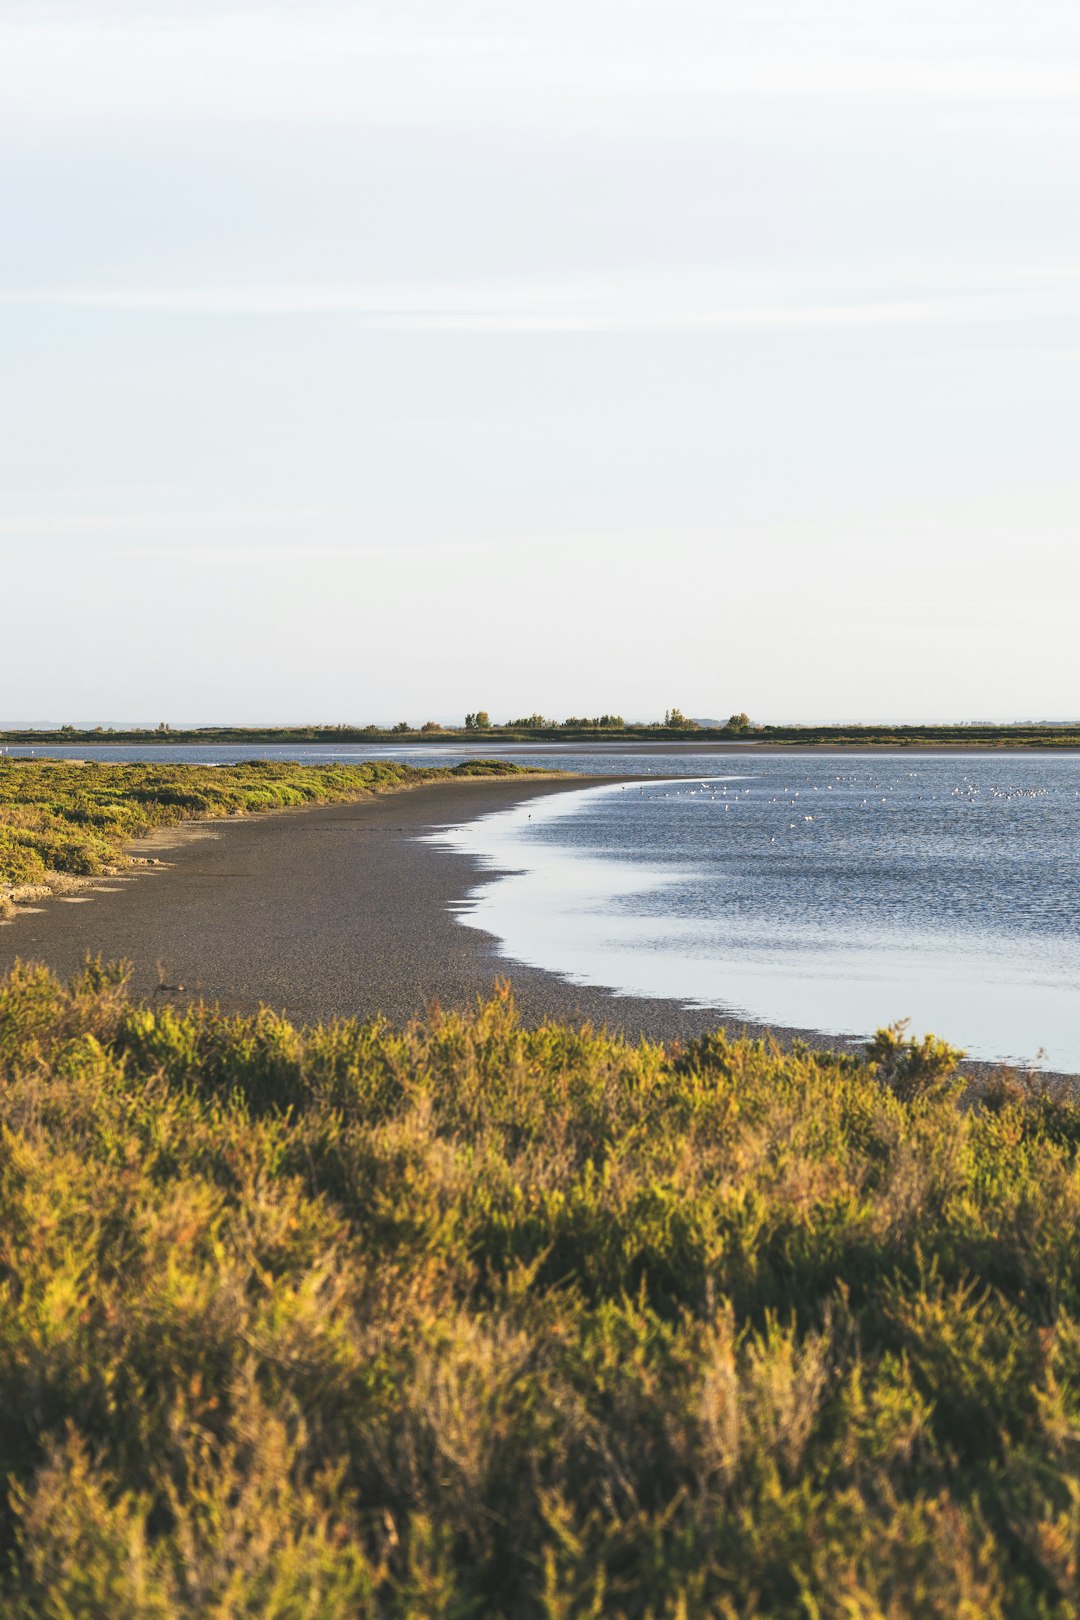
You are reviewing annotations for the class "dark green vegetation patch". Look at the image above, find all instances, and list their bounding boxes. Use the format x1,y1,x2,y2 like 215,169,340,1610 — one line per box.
0,962,1077,1616
0,757,534,893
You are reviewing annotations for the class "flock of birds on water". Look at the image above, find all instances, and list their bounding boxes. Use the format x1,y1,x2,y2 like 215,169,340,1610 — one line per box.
608,769,1068,849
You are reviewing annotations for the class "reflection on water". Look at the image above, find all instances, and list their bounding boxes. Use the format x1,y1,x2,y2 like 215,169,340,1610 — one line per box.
425,756,1080,1073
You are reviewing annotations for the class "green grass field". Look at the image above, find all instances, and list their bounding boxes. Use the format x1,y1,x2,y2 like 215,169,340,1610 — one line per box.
0,960,1077,1616
0,758,534,897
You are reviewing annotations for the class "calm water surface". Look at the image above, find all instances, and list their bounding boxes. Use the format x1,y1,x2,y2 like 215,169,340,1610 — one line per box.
424,752,1080,1072
0,742,749,768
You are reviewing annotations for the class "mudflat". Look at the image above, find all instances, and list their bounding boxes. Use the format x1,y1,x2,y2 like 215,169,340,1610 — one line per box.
0,774,750,1041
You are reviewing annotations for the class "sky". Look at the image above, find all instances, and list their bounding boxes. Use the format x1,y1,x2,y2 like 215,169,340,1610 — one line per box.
3,0,1079,724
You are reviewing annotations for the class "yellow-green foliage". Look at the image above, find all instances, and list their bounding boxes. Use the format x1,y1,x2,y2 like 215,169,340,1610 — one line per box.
0,758,531,890
1,963,1079,1615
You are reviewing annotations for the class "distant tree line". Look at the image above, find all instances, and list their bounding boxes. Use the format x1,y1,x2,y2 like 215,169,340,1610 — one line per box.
31,711,748,738
505,713,626,731
22,713,1080,750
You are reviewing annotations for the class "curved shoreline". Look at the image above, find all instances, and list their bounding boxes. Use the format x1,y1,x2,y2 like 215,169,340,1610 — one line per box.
0,773,820,1044
0,772,1068,1078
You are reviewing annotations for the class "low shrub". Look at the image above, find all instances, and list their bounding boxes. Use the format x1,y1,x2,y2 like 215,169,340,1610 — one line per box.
0,962,1077,1615
0,759,537,891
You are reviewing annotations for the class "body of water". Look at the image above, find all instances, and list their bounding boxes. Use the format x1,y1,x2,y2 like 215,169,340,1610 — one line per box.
425,752,1080,1072
0,741,744,768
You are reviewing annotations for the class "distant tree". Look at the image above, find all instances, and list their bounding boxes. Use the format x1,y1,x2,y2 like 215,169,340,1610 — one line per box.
392,721,411,733
156,722,170,734
726,712,752,733
562,715,626,730
663,708,699,731
465,711,492,731
509,713,550,729
420,721,442,732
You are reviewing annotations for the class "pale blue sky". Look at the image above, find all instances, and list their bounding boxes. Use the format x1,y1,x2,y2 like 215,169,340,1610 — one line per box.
3,0,1079,723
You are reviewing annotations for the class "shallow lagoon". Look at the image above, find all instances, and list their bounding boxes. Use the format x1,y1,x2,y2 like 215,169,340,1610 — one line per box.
426,753,1080,1072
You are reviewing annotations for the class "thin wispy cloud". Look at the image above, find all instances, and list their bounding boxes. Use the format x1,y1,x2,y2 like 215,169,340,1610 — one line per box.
0,505,342,538
5,272,1080,330
3,4,1080,140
